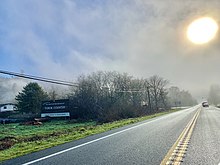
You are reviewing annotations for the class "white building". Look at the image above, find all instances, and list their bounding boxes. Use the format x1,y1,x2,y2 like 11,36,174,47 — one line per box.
0,103,17,112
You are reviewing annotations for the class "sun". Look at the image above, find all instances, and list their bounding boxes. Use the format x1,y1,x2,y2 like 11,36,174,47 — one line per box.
187,17,218,44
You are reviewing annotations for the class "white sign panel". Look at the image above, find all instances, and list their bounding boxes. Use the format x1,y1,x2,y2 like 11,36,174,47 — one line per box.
41,112,70,117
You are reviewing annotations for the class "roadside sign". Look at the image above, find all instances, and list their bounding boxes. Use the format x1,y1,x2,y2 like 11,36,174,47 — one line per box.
41,99,70,117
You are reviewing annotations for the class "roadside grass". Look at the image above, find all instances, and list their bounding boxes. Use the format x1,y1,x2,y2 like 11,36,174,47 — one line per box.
0,109,178,162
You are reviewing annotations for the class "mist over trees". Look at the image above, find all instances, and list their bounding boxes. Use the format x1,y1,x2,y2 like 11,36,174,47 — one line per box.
0,77,68,104
69,71,169,122
47,86,69,101
168,86,197,107
0,77,28,104
1,71,198,122
208,84,220,105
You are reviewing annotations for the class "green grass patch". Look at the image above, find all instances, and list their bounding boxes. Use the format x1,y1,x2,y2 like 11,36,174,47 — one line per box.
0,109,178,162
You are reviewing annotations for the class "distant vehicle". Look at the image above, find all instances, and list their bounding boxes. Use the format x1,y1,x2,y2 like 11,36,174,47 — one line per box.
202,102,209,107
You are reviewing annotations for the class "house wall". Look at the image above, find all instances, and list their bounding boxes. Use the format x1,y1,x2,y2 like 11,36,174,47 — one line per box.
0,104,17,112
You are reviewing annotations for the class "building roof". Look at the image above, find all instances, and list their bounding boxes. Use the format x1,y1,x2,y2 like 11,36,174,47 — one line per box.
0,103,17,107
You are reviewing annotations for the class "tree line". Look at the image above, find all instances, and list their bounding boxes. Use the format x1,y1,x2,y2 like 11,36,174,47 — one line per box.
14,71,197,122
168,86,197,107
208,84,220,106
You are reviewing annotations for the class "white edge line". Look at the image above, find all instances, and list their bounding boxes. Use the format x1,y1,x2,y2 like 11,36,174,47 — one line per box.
22,121,152,165
22,106,199,165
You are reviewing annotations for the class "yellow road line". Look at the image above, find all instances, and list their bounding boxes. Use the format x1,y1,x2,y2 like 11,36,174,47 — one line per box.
160,107,201,165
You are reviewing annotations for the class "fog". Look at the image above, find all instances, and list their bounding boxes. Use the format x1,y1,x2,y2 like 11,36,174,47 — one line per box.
0,76,70,103
0,77,28,104
1,0,220,100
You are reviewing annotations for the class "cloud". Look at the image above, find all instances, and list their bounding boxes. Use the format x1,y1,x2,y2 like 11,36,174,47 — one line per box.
1,0,220,100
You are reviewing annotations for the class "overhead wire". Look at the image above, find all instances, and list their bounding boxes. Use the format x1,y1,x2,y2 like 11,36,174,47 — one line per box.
0,70,78,87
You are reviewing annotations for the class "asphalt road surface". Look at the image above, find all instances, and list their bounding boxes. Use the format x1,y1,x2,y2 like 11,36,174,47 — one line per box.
2,105,219,165
183,106,220,165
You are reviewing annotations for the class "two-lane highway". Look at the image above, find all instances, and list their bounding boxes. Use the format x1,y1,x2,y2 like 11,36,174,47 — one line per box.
1,106,204,165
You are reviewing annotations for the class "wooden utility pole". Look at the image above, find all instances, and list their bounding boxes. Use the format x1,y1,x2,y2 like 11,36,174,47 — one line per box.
147,86,152,111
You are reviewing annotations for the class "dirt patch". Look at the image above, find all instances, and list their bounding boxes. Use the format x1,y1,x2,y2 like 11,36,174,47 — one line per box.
19,121,42,126
0,137,17,150
0,127,85,151
0,132,65,151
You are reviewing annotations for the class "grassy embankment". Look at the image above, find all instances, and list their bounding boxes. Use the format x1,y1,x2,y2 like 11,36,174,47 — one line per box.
0,109,178,162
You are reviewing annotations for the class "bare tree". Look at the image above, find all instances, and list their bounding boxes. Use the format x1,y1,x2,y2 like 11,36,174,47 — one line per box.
147,75,169,111
69,72,170,122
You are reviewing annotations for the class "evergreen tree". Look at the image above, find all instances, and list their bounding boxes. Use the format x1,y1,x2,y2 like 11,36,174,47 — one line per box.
16,82,48,114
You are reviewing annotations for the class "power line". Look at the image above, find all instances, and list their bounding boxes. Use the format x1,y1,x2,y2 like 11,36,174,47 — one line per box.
0,70,78,87
115,90,146,93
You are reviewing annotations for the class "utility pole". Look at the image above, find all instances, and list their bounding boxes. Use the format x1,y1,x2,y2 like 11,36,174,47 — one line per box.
147,86,152,111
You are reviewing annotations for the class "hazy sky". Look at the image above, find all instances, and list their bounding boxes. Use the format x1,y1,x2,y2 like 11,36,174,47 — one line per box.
1,0,220,100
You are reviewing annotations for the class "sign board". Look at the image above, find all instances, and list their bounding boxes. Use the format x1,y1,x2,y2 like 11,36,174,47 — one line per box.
41,99,70,117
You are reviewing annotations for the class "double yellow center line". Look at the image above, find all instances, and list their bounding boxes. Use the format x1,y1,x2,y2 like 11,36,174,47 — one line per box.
160,107,201,165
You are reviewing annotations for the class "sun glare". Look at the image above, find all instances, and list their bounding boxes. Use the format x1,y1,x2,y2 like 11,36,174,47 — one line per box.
187,17,218,44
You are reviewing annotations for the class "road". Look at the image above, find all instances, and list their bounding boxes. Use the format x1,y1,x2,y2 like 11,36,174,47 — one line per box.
2,105,220,165
183,106,220,165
